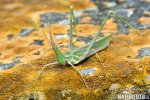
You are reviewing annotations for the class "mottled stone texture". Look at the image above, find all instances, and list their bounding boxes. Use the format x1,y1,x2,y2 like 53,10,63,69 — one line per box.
0,0,150,99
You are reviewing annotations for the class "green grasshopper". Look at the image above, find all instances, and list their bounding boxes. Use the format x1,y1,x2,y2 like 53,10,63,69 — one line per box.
33,6,141,90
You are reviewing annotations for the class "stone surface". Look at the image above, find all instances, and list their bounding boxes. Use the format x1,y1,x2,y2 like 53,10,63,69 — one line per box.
40,13,68,26
55,34,68,39
77,36,93,43
92,0,150,34
136,47,150,59
18,28,35,37
33,40,44,46
80,68,98,76
0,60,20,70
7,34,14,40
0,0,149,99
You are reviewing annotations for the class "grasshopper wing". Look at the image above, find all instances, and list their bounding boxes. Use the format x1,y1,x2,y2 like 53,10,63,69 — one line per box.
65,34,113,64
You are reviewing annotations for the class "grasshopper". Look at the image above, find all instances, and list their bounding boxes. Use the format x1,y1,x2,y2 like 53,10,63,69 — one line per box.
33,6,141,90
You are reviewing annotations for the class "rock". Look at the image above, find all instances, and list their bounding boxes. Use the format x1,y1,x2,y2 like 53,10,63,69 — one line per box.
138,66,143,71
11,92,46,100
126,0,141,7
55,34,68,39
19,28,35,37
134,24,150,30
118,23,129,34
77,36,93,43
0,60,20,70
40,12,68,26
33,51,40,55
61,89,72,97
33,40,44,46
0,0,150,99
92,0,150,33
116,9,133,18
115,9,134,34
145,75,150,82
40,8,98,26
109,83,122,92
80,68,98,76
106,2,117,8
136,47,150,59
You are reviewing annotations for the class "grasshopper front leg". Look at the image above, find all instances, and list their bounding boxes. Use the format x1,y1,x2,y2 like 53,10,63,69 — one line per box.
36,62,58,79
68,62,90,90
69,6,74,51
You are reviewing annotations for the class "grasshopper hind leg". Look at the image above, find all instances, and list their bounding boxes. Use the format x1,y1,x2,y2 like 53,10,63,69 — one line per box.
109,10,142,35
81,10,142,60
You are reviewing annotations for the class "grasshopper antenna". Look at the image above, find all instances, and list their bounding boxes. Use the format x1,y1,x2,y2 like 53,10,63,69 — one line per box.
32,17,58,79
32,17,51,44
111,10,143,35
49,25,56,46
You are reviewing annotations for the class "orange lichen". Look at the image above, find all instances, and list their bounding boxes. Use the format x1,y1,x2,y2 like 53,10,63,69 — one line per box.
81,16,92,23
0,0,96,35
0,0,150,99
144,0,150,2
138,17,150,24
145,11,150,16
75,19,118,37
0,30,150,99
50,24,69,35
